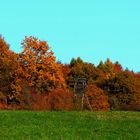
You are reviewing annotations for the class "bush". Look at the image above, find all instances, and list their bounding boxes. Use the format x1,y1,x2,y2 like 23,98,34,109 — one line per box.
0,102,6,109
29,92,49,111
86,84,109,111
30,88,74,111
47,89,74,111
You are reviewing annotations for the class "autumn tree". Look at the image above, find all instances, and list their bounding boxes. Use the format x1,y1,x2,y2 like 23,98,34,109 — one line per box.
98,59,115,79
113,61,123,73
0,36,25,107
98,71,140,110
0,36,11,101
67,57,106,86
19,36,65,93
70,57,83,67
98,59,123,78
61,64,71,80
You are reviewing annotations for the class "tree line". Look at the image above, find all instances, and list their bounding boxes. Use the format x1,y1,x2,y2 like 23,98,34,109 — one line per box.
0,35,140,111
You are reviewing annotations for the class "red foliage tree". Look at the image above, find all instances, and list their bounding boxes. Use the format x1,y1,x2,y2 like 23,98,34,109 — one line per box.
113,61,123,73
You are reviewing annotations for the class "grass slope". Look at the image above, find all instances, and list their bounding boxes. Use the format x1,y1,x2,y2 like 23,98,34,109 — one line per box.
0,111,140,140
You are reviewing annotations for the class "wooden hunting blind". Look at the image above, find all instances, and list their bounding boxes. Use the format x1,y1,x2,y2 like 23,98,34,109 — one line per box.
68,78,87,94
75,78,87,94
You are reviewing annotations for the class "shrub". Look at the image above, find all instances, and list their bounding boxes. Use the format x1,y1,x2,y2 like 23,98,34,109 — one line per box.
47,89,74,111
30,88,74,111
86,84,109,111
30,91,50,111
0,102,6,109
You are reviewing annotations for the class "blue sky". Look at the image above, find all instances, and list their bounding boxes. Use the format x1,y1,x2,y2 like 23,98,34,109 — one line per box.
0,0,140,72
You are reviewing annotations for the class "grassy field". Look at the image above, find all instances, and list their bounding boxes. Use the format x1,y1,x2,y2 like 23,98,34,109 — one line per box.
0,111,140,140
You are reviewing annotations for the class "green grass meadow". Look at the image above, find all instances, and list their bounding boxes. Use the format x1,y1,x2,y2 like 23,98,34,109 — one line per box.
0,111,140,140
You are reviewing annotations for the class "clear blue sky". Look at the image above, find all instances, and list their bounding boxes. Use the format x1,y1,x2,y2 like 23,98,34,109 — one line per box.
1,0,140,72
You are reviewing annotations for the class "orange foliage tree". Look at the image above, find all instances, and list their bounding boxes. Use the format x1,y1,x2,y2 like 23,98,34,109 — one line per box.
19,36,65,93
0,36,20,103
